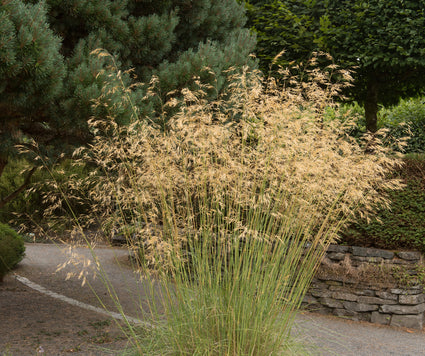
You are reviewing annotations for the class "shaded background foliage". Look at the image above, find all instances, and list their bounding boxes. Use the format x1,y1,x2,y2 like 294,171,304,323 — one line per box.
245,0,425,132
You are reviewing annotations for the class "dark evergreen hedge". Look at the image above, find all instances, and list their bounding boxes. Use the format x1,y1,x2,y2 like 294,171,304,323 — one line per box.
341,155,425,252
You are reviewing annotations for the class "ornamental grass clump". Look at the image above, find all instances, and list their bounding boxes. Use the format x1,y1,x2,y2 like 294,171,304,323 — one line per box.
74,53,402,355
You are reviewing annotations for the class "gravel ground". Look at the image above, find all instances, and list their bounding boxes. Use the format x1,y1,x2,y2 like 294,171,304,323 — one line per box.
1,243,424,355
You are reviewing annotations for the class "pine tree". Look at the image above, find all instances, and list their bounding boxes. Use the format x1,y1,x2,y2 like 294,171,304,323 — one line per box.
0,0,256,208
0,0,65,175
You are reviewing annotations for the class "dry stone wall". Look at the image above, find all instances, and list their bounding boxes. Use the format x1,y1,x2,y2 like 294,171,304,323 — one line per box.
303,245,425,329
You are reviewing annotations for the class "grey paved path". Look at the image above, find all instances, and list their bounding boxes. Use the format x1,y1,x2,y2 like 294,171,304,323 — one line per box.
293,312,425,355
3,243,425,355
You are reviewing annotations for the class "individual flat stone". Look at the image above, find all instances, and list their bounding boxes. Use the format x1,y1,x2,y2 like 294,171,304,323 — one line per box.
390,314,424,329
371,311,391,325
354,289,376,297
364,257,383,264
324,280,344,286
333,308,357,318
302,295,318,304
327,252,346,261
329,285,350,292
343,301,378,312
395,251,421,261
351,246,394,259
357,296,397,305
316,275,347,283
332,291,358,302
380,303,425,315
375,291,398,301
327,245,350,253
310,280,326,289
308,306,332,314
111,234,127,245
357,312,372,322
351,256,368,262
390,287,422,295
399,294,425,305
310,289,332,298
320,297,344,309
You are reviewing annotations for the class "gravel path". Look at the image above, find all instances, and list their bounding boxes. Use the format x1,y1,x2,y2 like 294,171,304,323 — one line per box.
1,243,424,355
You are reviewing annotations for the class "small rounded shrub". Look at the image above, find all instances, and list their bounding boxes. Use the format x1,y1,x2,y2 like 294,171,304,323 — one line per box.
0,223,25,282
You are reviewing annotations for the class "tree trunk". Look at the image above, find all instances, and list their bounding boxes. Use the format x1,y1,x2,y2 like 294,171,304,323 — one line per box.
0,157,7,180
364,78,379,133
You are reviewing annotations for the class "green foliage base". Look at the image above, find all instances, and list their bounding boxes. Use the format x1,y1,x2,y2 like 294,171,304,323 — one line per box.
0,222,25,281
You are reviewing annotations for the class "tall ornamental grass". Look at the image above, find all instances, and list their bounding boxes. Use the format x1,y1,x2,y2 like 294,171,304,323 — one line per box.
73,54,401,355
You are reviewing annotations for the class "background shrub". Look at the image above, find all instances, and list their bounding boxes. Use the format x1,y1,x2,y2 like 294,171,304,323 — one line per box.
380,97,425,154
341,155,425,251
0,159,94,233
325,96,425,153
0,222,25,282
0,159,42,225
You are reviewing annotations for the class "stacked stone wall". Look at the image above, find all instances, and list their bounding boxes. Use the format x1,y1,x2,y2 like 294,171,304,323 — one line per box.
303,245,425,329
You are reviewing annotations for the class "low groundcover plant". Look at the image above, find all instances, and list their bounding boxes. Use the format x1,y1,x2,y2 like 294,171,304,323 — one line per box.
70,54,401,355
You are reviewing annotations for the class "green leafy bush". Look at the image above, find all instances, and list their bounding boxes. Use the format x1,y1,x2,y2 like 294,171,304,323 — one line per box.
380,97,425,153
341,155,425,251
0,222,25,282
325,97,425,154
